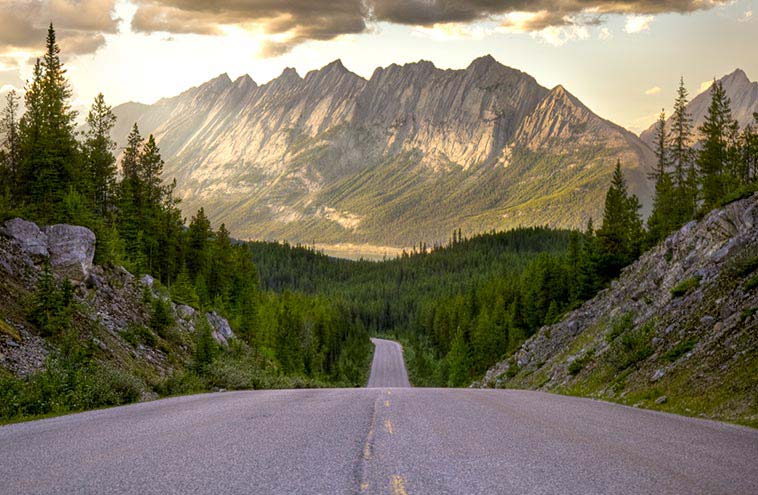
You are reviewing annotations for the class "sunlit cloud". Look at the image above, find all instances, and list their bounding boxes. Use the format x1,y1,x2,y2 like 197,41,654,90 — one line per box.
699,80,714,92
738,10,753,22
598,27,612,40
644,86,661,95
413,23,492,41
624,15,654,34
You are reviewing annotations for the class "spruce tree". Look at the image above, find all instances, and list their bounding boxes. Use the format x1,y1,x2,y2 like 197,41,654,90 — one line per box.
0,90,21,189
84,94,117,215
596,161,643,277
669,77,697,222
138,135,165,208
698,81,738,209
646,111,676,245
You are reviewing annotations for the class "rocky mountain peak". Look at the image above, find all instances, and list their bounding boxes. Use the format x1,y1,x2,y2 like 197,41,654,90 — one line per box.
721,68,750,87
232,74,256,90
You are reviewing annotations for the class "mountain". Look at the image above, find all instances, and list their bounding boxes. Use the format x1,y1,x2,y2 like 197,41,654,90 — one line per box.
479,194,758,427
113,56,654,249
640,69,758,146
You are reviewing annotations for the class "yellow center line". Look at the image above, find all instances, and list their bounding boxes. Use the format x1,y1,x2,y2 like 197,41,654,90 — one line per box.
390,475,409,495
384,400,390,407
384,419,394,435
360,482,370,492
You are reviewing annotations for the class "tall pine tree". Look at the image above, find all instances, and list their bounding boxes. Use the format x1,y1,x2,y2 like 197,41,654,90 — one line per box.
646,110,676,245
698,81,738,209
83,94,117,216
596,161,643,278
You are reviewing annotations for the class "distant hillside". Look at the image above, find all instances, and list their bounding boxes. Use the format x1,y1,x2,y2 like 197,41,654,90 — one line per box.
480,194,758,427
113,56,654,249
640,69,758,146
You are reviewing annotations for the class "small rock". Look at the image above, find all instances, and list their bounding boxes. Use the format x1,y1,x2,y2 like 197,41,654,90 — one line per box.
140,274,155,288
700,315,714,326
651,369,665,382
655,395,668,405
7,340,19,347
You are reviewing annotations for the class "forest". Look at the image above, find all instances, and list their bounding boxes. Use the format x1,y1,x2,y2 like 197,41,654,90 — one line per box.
0,25,756,418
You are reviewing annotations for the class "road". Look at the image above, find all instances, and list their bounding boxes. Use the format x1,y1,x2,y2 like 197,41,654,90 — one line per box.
1,339,757,494
367,338,410,388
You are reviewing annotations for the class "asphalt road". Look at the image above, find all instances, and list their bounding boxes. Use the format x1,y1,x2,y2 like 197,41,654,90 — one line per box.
367,338,410,388
1,339,757,494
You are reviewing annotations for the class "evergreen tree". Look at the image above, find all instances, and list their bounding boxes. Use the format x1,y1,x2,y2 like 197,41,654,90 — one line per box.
698,81,738,209
0,90,21,189
187,208,213,281
669,77,697,222
138,135,165,207
596,161,643,277
31,24,80,220
646,111,676,245
83,94,117,215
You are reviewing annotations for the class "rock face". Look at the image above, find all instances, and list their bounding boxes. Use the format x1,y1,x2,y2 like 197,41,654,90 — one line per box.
0,217,236,379
1,219,96,283
479,194,758,425
640,68,758,146
114,56,654,248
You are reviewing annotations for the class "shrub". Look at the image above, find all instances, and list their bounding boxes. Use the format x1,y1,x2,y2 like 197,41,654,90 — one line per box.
606,321,655,371
122,324,156,347
568,350,595,375
745,274,758,292
606,312,635,343
670,276,701,298
662,339,697,362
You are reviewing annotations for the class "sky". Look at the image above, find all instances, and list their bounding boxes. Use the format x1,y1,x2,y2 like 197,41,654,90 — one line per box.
0,0,756,133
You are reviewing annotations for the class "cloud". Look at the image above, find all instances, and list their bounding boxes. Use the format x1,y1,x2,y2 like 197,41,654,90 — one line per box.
598,27,612,40
624,15,654,33
699,80,714,93
0,1,118,56
644,86,662,95
130,1,730,56
738,10,753,22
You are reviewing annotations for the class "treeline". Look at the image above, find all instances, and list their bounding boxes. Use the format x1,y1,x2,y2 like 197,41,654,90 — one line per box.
647,78,758,245
0,25,371,394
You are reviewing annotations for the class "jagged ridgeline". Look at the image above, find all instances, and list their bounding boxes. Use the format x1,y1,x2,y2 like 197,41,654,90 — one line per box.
112,56,654,248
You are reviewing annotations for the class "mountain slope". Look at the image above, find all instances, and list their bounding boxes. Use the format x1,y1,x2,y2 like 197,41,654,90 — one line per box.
114,56,654,248
479,194,758,427
640,69,758,145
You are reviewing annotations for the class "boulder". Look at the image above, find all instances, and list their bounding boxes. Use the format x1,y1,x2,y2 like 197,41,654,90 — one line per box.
206,311,235,346
2,218,49,258
43,224,96,283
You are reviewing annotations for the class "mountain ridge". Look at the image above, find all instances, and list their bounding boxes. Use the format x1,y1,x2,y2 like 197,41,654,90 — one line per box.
112,56,654,249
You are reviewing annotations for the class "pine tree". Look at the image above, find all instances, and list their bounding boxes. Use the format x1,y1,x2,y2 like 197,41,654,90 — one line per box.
84,94,118,215
18,60,45,203
669,77,697,222
34,24,80,220
596,161,643,277
138,134,165,208
0,90,21,189
698,81,738,209
646,111,676,245
187,208,213,281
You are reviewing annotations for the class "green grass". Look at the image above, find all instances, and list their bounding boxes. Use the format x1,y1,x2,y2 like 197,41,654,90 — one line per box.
662,339,697,362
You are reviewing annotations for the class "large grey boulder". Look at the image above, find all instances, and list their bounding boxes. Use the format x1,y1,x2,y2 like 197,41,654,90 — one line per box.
44,224,96,283
206,311,235,346
2,218,49,258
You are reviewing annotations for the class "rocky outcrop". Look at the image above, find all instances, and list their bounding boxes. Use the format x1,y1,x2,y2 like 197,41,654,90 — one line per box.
479,194,758,425
0,217,236,379
113,56,654,248
1,218,96,283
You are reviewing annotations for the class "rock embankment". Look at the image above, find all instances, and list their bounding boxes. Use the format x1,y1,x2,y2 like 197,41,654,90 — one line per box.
479,194,758,426
0,217,235,378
